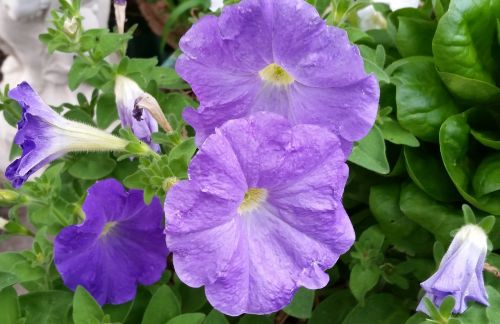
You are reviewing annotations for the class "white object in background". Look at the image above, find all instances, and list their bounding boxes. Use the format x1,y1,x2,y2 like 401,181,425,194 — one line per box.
0,0,110,174
357,0,420,31
210,0,224,12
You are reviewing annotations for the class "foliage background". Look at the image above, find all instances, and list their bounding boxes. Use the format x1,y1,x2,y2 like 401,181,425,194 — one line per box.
1,0,500,323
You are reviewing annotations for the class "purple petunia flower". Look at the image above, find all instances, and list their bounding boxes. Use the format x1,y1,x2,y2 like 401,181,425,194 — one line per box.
164,112,355,316
176,0,379,152
114,75,159,151
417,224,489,314
5,82,129,188
54,179,168,305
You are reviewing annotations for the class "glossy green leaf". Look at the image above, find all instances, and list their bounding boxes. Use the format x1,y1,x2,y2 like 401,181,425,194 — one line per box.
396,15,436,57
377,116,419,147
141,285,181,324
432,0,500,102
399,183,462,243
472,153,500,196
283,288,315,319
440,114,500,214
349,126,390,174
73,286,104,324
392,57,459,142
404,144,459,202
96,92,119,129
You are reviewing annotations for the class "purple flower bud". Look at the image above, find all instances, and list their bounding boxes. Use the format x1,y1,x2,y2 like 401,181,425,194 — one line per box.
417,224,489,314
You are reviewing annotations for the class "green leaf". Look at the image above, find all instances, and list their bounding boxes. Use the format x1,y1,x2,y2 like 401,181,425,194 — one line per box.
478,215,496,234
404,144,459,202
141,285,181,324
359,46,390,83
20,291,73,324
0,272,18,291
68,57,100,90
399,183,462,243
203,310,229,324
462,204,476,224
73,286,104,324
369,183,433,255
432,0,500,102
168,138,197,178
472,153,500,196
96,93,119,129
485,286,500,322
64,109,95,125
389,9,436,57
239,315,273,324
377,117,419,147
0,286,20,324
439,296,456,319
166,313,206,324
283,288,315,319
349,126,390,174
68,153,117,180
178,284,207,313
440,113,500,214
342,293,410,324
0,252,45,283
349,263,380,304
392,57,459,142
309,290,356,324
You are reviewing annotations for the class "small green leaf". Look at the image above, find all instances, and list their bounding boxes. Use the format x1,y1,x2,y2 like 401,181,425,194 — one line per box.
283,288,315,319
20,291,73,324
349,126,390,174
478,215,496,234
73,286,104,324
378,117,419,147
349,263,380,304
141,285,181,324
439,296,456,319
462,205,476,224
203,310,229,324
166,313,206,324
0,272,18,291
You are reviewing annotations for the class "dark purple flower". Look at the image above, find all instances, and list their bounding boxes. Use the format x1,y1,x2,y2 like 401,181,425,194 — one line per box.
114,75,159,151
54,179,168,305
176,0,379,153
164,112,355,315
5,82,128,188
417,224,489,314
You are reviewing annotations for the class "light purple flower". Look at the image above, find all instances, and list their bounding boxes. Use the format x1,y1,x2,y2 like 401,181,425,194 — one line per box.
114,0,126,4
176,0,379,152
54,179,168,305
5,82,128,188
164,112,355,316
114,75,159,151
417,224,489,314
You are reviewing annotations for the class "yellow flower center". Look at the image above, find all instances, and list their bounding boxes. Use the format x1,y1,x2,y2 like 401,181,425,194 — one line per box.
100,221,118,237
259,63,294,86
238,188,268,214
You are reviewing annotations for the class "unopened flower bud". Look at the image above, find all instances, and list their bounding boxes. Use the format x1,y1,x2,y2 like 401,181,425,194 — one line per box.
0,218,8,231
63,17,79,36
417,224,489,314
0,189,20,204
135,93,173,134
114,0,127,34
